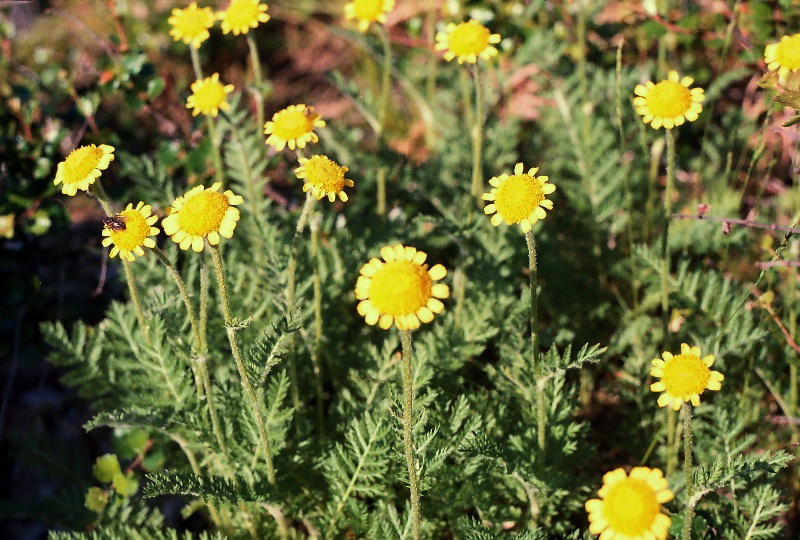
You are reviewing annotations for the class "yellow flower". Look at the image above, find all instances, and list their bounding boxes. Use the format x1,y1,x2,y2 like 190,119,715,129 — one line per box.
296,155,354,202
218,0,269,35
161,183,243,252
344,0,394,33
101,202,159,262
650,343,724,410
482,163,555,233
168,2,215,48
264,104,326,151
765,34,800,80
634,71,705,129
585,467,674,540
356,245,449,331
186,73,234,117
435,20,501,64
54,144,115,197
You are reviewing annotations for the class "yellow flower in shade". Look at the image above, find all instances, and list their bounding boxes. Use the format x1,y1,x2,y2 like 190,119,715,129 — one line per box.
585,467,674,540
356,245,449,331
435,20,501,64
482,163,555,233
54,144,115,196
168,2,215,48
264,104,326,151
344,0,394,32
634,71,705,129
101,202,159,262
218,0,269,35
650,343,724,410
161,183,243,252
296,155,354,202
765,34,800,80
186,74,234,117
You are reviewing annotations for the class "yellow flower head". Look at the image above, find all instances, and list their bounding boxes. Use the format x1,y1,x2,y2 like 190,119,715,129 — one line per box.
356,245,449,331
101,202,159,262
161,183,243,252
264,104,326,151
168,2,215,48
634,71,705,129
54,144,115,197
765,34,800,80
218,0,270,35
482,163,555,233
435,20,501,64
186,73,234,117
344,0,395,33
296,155,354,202
585,467,674,540
650,343,724,410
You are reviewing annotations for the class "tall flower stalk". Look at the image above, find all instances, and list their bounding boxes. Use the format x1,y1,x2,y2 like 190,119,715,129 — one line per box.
209,244,276,484
470,64,484,201
400,330,421,540
681,403,694,540
310,211,326,440
661,128,676,340
189,45,225,186
525,231,546,462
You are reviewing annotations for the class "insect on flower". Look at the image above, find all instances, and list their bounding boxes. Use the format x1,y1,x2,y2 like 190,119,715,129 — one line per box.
103,215,127,231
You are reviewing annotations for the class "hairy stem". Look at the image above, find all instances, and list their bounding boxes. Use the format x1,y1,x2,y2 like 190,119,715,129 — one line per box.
525,231,546,465
286,193,316,410
246,33,265,131
310,213,326,441
470,63,484,201
376,167,387,216
190,45,225,185
682,404,694,540
377,25,392,133
122,259,151,346
400,330,421,540
661,129,675,343
209,244,275,483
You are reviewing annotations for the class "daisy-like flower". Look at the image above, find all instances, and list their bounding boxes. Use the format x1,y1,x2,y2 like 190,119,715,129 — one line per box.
650,343,724,410
435,20,501,64
218,0,270,35
168,2,215,48
634,71,705,129
482,163,555,233
344,0,395,33
161,182,243,252
101,202,159,262
186,74,235,117
585,467,674,540
356,245,449,331
296,155,354,202
264,104,326,151
54,144,115,196
765,34,800,80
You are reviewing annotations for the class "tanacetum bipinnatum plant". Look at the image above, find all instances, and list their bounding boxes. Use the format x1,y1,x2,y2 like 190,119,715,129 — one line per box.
6,1,800,539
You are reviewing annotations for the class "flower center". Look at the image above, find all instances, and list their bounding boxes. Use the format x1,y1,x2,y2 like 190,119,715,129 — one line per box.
645,80,692,118
660,354,711,396
62,146,104,184
775,35,800,71
603,478,659,536
448,22,491,56
304,156,346,193
193,81,227,110
108,209,150,251
273,109,315,140
175,8,211,37
368,261,433,316
177,191,230,236
352,0,383,20
225,0,261,27
494,174,544,224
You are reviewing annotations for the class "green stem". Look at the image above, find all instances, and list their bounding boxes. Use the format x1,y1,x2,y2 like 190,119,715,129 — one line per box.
200,256,209,352
376,167,387,216
189,45,224,185
246,33,265,131
425,3,437,103
189,45,204,80
666,407,677,477
525,231,546,464
661,129,675,343
209,244,275,484
470,63,484,201
286,194,316,410
681,404,694,540
310,213,326,442
122,259,151,346
400,330,421,540
377,25,392,133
